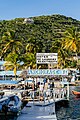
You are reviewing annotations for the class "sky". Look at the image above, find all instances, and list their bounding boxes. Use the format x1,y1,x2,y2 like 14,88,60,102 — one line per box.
0,0,80,20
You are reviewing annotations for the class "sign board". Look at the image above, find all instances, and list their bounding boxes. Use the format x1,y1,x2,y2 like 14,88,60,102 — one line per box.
36,53,58,64
27,69,68,76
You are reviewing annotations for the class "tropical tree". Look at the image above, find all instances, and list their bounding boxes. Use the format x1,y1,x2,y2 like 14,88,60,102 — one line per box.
22,53,36,69
4,53,21,80
51,39,68,68
0,29,23,58
64,27,80,52
64,26,80,67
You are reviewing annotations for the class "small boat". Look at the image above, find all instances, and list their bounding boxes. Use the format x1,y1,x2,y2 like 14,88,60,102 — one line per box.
72,90,80,97
7,95,22,114
0,94,22,115
0,96,9,111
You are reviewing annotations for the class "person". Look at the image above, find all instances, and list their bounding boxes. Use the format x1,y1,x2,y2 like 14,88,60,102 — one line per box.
39,83,44,92
39,83,44,101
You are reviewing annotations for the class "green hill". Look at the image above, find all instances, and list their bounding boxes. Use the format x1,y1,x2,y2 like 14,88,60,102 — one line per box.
0,14,80,54
0,14,80,69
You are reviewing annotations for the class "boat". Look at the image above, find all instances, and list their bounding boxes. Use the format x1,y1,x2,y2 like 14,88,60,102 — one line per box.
72,90,80,97
0,96,9,112
0,94,22,115
7,94,22,114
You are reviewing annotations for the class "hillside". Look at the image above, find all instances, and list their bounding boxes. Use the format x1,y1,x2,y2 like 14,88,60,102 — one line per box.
0,14,80,54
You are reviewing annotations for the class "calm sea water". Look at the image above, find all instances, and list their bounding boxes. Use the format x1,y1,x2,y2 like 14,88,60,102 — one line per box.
1,86,80,120
56,86,80,120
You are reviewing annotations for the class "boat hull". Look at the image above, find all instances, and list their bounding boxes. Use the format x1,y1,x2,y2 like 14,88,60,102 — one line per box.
7,95,22,114
72,90,80,98
0,95,22,115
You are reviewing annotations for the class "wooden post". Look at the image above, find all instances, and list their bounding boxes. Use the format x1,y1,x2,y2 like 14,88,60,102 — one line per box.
67,83,69,100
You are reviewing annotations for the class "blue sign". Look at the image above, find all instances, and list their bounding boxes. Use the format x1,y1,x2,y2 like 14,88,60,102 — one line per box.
27,69,68,76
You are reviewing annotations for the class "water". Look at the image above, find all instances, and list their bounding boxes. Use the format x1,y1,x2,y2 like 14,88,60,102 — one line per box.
1,86,80,120
56,86,80,120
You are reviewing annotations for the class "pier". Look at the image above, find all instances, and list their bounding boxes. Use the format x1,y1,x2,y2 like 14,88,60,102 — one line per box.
0,81,69,120
17,102,57,120
17,84,69,120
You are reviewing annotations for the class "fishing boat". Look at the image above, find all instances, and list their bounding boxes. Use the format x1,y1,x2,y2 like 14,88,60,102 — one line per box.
72,90,80,97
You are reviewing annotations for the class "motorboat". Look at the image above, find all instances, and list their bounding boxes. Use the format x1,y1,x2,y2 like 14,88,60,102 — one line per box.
0,94,22,115
72,90,80,97
7,95,22,114
0,96,8,111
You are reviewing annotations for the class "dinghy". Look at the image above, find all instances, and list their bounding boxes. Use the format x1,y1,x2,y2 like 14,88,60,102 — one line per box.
0,94,22,115
7,95,22,114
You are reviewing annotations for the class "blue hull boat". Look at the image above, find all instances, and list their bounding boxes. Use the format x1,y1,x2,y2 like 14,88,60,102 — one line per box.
7,95,22,113
0,94,22,115
0,97,8,111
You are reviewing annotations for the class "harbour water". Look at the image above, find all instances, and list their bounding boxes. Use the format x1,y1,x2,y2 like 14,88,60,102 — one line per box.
1,86,80,120
57,86,80,120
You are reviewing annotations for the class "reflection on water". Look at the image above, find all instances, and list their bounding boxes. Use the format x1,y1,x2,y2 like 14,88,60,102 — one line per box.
1,86,80,120
56,86,80,120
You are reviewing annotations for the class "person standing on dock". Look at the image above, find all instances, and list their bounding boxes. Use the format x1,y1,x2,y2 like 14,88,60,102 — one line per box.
39,83,44,101
39,83,44,92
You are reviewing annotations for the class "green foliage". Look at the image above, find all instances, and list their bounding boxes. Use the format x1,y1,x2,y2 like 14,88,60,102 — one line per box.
0,14,80,69
4,53,21,79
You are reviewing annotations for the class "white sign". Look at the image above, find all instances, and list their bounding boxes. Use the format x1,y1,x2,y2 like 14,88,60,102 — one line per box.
27,69,68,76
36,53,58,64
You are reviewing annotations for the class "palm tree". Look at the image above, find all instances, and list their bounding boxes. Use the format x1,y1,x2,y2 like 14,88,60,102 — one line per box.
22,52,36,69
51,39,68,68
64,27,80,53
1,29,23,58
4,53,20,80
64,26,80,67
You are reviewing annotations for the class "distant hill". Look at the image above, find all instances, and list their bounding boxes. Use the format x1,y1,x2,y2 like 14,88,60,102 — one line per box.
0,14,80,53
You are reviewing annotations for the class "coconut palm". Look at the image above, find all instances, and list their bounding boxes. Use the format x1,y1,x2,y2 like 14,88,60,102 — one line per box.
64,27,80,67
51,39,68,68
1,29,23,58
4,53,20,80
23,43,37,69
64,27,80,54
22,52,36,69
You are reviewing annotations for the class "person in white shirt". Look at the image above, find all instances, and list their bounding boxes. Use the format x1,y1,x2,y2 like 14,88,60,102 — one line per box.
39,83,44,92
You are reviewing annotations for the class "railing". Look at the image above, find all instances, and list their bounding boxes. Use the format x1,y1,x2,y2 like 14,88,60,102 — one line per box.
0,84,69,102
29,86,69,103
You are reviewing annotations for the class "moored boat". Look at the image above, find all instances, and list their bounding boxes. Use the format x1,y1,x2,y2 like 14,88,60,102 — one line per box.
0,94,22,115
0,96,8,112
72,90,80,97
7,95,22,114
